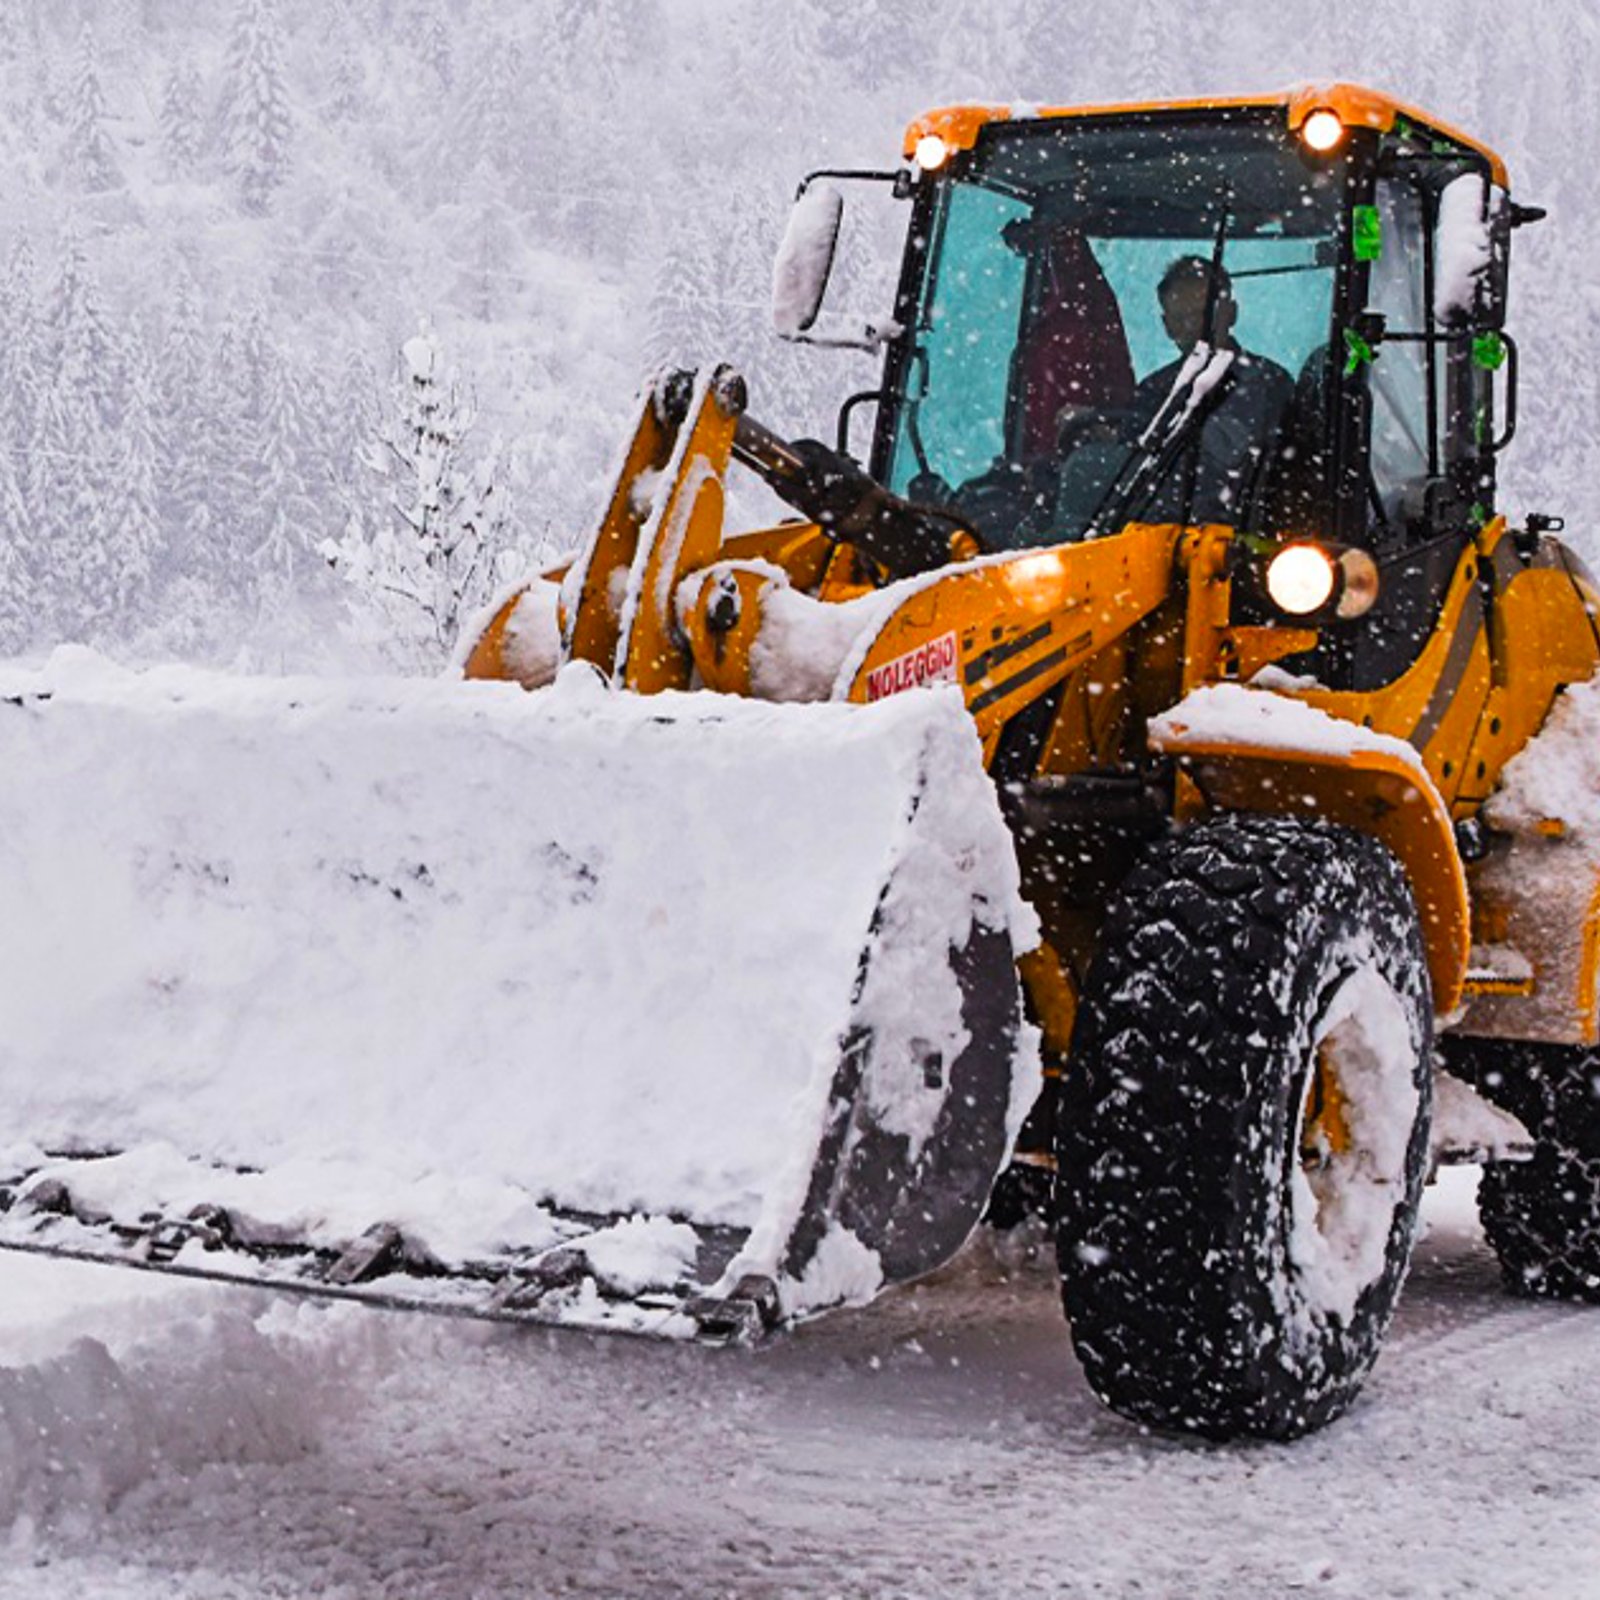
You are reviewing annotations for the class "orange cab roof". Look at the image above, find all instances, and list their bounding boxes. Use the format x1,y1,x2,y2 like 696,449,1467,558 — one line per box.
902,84,1509,189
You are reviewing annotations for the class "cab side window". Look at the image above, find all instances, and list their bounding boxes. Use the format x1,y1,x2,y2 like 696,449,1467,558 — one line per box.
1366,177,1432,535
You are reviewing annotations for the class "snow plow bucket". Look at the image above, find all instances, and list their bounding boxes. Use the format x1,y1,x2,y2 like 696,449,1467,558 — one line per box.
0,654,1038,1341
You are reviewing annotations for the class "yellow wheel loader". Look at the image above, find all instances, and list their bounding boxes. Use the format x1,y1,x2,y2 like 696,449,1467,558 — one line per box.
4,84,1598,1441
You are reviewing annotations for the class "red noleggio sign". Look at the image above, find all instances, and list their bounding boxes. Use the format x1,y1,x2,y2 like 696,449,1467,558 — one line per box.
866,632,960,702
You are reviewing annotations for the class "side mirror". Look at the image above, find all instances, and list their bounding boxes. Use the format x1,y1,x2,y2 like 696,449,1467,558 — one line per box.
1434,172,1508,330
772,181,844,339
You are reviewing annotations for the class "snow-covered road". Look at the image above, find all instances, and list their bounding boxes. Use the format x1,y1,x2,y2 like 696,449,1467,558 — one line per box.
0,1170,1595,1600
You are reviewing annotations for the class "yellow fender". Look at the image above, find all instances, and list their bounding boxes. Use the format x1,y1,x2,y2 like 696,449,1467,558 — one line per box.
1150,703,1470,1016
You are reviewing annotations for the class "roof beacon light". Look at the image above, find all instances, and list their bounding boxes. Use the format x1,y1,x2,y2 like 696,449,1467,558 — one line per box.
914,133,950,171
1266,543,1338,615
1301,108,1345,154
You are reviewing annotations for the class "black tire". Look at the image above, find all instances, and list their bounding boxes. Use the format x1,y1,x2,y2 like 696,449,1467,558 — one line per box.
1441,1037,1600,1300
1056,814,1433,1440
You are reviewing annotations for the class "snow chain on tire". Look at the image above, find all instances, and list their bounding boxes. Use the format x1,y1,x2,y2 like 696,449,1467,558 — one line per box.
1056,814,1434,1440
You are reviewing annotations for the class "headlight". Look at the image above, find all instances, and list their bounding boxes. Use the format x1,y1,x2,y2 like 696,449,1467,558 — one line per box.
914,134,950,171
1264,542,1381,620
1266,544,1338,614
1334,548,1380,619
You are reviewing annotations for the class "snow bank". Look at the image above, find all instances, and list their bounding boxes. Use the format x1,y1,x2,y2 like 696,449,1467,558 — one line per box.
0,1260,365,1534
0,650,1034,1305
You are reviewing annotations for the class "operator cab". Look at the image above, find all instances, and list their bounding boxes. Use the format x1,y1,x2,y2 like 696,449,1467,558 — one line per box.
884,111,1342,550
834,90,1522,691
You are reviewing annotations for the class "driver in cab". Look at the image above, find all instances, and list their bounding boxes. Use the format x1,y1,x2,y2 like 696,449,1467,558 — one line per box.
1060,255,1296,527
908,249,1297,548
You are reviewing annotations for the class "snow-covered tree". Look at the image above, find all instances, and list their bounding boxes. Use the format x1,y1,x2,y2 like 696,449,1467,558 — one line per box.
327,344,383,554
0,239,42,472
105,319,162,616
771,0,827,88
571,0,634,102
45,230,121,433
552,0,589,52
322,322,524,668
154,264,227,600
158,58,205,180
0,559,29,655
0,447,33,652
0,236,34,650
449,165,522,323
33,227,123,612
29,278,158,639
52,468,120,637
448,29,525,189
645,214,715,373
326,32,366,126
220,0,293,216
418,13,453,89
31,373,120,639
194,306,261,594
837,0,927,90
248,320,318,599
63,24,122,193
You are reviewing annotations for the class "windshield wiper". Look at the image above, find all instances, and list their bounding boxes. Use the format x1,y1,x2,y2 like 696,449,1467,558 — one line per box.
1085,187,1246,539
1083,343,1238,539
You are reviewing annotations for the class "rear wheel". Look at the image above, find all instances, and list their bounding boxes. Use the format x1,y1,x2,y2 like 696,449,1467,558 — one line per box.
1441,1038,1600,1300
1056,814,1433,1440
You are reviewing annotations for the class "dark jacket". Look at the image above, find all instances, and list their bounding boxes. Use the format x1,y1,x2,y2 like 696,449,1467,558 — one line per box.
1127,347,1294,526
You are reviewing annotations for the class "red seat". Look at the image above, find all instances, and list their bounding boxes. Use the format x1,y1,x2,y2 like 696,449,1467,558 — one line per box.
1017,228,1135,462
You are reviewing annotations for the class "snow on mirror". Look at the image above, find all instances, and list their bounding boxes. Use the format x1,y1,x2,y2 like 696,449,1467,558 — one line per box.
1433,173,1500,325
772,181,844,338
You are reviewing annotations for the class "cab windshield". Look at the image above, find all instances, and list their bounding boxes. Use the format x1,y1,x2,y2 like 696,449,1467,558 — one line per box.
886,115,1346,548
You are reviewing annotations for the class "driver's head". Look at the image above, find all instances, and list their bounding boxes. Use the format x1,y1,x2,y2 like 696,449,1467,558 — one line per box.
1158,256,1237,353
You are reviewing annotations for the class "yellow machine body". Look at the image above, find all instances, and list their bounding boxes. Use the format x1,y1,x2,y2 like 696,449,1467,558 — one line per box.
463,81,1597,1054
470,362,1600,1050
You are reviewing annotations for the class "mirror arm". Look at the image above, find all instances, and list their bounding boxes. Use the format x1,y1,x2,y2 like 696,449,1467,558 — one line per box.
797,167,917,201
784,316,903,353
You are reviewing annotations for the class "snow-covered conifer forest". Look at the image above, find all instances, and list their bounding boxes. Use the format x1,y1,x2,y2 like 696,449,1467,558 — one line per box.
3,8,1600,1595
1,0,1597,668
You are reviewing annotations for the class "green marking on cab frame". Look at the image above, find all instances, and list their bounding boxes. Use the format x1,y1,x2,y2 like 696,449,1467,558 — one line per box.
1473,331,1507,371
1352,204,1383,262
